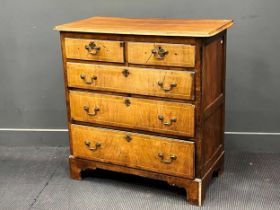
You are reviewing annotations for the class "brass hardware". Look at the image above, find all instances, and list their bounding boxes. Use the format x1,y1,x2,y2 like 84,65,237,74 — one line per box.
122,69,130,77
151,46,169,59
84,141,101,151
83,106,100,116
85,41,100,55
158,152,177,164
124,98,131,107
80,73,97,85
124,135,132,142
158,115,177,126
157,81,177,92
220,40,224,44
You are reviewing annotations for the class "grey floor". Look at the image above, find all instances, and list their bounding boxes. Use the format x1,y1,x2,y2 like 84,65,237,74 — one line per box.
0,146,279,210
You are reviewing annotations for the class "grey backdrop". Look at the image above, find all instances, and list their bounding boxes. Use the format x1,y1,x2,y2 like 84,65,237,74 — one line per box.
0,0,279,151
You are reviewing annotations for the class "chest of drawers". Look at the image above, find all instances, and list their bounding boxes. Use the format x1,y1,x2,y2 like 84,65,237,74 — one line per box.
55,17,233,206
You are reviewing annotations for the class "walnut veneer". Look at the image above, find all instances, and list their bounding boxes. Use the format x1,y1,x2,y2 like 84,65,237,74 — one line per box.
55,17,233,206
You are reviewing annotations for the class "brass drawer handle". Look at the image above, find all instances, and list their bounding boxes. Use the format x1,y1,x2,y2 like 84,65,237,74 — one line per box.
158,152,177,164
124,135,132,142
122,69,130,77
84,141,101,151
151,46,169,60
158,81,177,92
158,115,177,126
80,73,97,85
83,106,100,116
85,41,100,55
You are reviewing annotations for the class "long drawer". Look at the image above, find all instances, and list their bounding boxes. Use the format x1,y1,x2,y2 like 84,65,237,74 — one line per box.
69,91,195,137
127,42,195,67
71,124,195,178
67,62,195,100
64,38,124,63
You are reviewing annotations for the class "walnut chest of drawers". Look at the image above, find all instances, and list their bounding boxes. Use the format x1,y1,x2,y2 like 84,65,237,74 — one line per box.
55,17,233,206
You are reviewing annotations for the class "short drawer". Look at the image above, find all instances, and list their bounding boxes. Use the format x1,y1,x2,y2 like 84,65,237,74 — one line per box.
71,124,195,178
64,38,124,63
67,62,195,100
127,42,195,67
69,91,195,137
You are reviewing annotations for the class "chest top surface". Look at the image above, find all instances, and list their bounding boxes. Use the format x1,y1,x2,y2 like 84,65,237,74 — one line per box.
54,16,233,37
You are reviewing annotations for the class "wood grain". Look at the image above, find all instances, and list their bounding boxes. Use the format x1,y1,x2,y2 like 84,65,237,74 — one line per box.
54,16,234,37
201,36,226,175
67,62,195,100
127,42,195,67
64,38,124,63
56,17,233,205
71,124,195,178
202,38,223,109
69,91,195,137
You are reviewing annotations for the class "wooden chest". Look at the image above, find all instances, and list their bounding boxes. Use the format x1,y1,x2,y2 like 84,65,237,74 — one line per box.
55,17,233,206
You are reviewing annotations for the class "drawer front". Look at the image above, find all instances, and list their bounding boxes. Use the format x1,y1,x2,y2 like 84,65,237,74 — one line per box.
64,38,124,63
127,42,195,67
69,91,195,137
67,62,195,100
71,124,195,178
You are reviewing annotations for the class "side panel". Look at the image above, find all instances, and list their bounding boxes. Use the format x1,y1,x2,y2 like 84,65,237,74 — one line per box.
201,32,226,176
